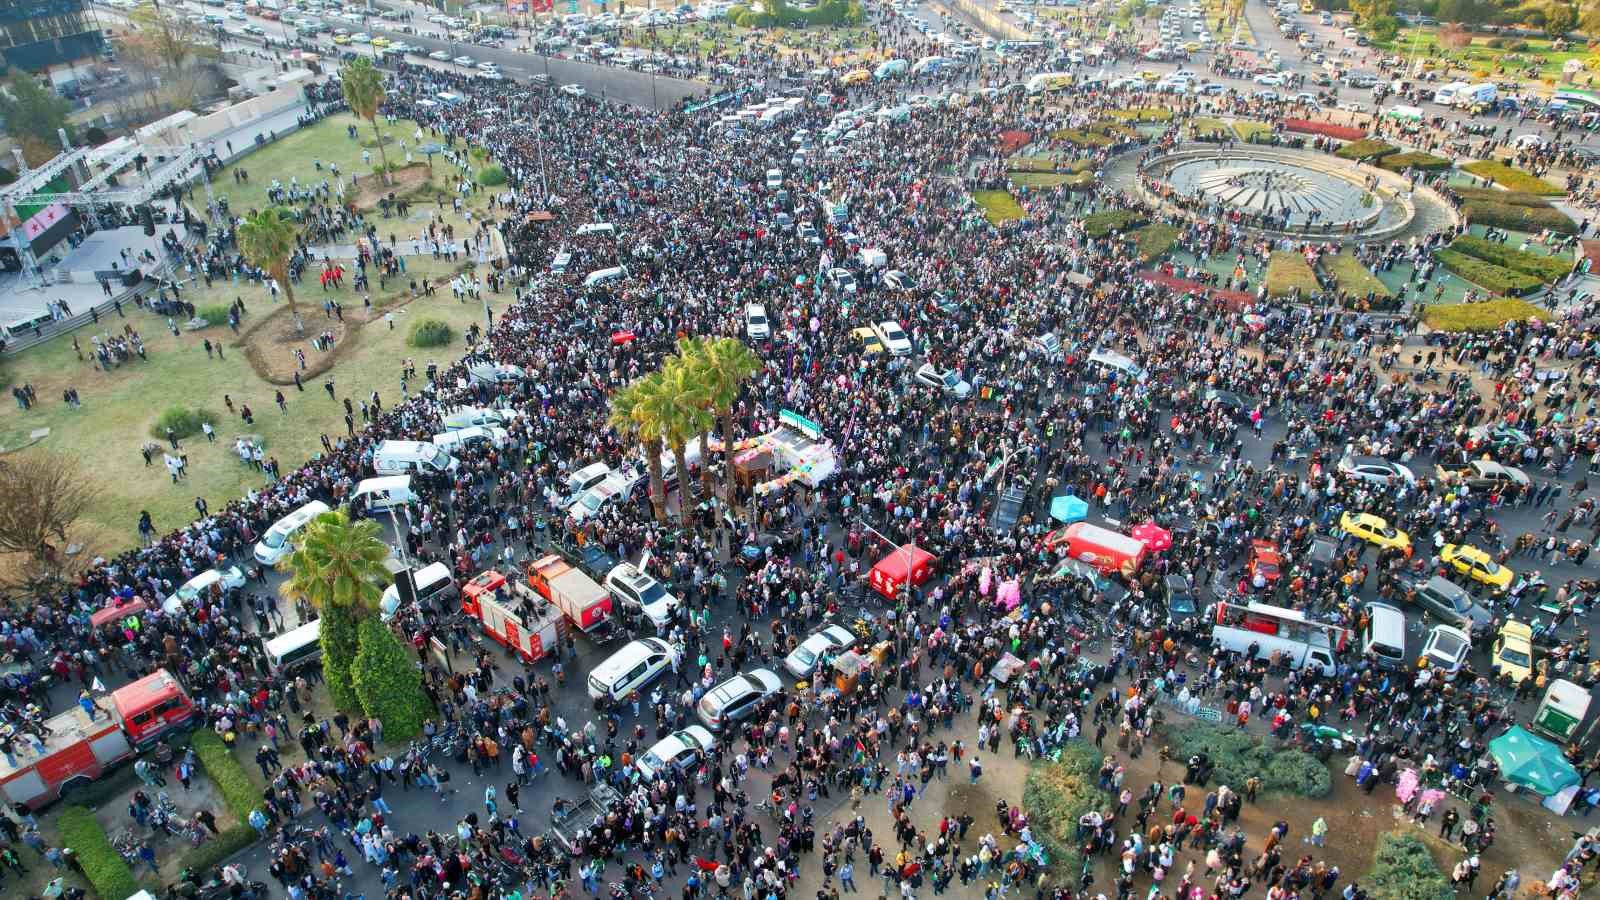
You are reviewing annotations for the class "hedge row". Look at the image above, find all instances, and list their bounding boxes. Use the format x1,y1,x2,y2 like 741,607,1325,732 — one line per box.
1082,210,1147,237
180,825,258,876
1282,118,1366,141
1368,831,1454,900
1451,186,1555,207
1461,200,1579,235
1052,128,1115,148
1022,742,1112,877
1421,298,1550,332
1131,224,1181,263
1434,248,1544,295
1334,139,1398,161
59,805,142,900
1265,251,1321,298
1166,722,1332,797
1461,160,1564,196
192,730,264,822
1448,235,1571,283
1323,251,1393,299
1378,150,1452,172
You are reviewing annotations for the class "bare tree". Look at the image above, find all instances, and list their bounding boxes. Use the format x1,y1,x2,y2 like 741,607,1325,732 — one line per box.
0,453,101,561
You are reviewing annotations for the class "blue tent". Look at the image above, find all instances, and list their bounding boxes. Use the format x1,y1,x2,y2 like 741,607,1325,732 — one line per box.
1050,495,1088,523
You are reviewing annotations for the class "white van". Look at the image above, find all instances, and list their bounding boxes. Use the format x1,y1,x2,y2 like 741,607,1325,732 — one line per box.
379,561,458,619
1087,348,1145,380
373,440,459,477
254,500,332,565
563,462,613,506
432,426,506,454
263,618,323,674
1363,602,1408,671
584,266,626,288
587,637,682,703
353,475,416,512
440,406,519,431
576,222,617,237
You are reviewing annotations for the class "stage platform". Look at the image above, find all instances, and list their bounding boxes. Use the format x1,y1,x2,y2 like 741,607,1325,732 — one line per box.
0,226,166,332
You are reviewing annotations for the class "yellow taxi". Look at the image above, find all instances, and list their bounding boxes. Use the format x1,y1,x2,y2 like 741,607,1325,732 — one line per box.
851,326,885,354
332,34,350,44
1440,543,1515,592
371,36,391,47
1338,512,1411,554
1138,69,1160,82
840,69,871,86
1491,620,1535,683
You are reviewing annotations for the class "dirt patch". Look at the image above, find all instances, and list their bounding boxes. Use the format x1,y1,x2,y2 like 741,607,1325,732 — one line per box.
348,163,433,213
90,767,243,887
236,303,358,386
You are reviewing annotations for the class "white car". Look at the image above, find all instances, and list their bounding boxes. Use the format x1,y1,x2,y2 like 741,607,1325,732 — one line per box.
428,49,451,61
914,363,972,399
765,167,783,189
783,624,858,677
351,32,371,42
637,725,716,779
873,320,913,356
560,83,588,97
604,562,680,630
1513,133,1546,149
1253,72,1286,86
745,303,771,341
569,470,645,522
164,566,247,613
827,267,857,294
441,406,520,431
1336,455,1416,487
452,54,475,66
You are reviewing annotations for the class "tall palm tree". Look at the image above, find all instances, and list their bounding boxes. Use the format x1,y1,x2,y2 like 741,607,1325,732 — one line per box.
237,207,303,334
279,509,390,710
688,336,762,513
341,57,391,186
661,356,715,529
625,371,674,524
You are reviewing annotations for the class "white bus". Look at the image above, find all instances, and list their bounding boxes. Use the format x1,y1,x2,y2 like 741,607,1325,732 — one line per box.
1210,601,1349,676
1026,72,1075,94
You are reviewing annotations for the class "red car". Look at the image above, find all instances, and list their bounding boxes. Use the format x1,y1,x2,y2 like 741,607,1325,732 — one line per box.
1247,540,1283,584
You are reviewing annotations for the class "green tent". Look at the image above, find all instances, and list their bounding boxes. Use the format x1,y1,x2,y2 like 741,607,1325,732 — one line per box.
1488,725,1580,796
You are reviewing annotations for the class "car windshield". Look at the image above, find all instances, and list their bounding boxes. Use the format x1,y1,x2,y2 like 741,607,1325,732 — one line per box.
1170,594,1196,614
677,731,705,752
262,529,288,549
1499,645,1532,667
792,645,818,666
943,372,961,388
1478,558,1501,575
579,492,605,512
637,582,668,604
1431,632,1466,657
639,751,664,771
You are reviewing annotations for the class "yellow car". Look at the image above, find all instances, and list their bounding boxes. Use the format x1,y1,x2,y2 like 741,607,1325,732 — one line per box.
1138,69,1160,82
1440,543,1514,592
851,326,885,354
332,34,350,44
1492,620,1535,684
1338,512,1411,554
371,36,391,47
840,69,871,86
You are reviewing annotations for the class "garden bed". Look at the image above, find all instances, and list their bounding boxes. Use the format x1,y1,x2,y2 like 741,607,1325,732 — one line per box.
1368,831,1454,900
1322,251,1393,300
1231,120,1275,143
1190,117,1231,139
1164,721,1331,797
1082,210,1147,237
1447,235,1572,283
1265,251,1321,298
1434,248,1544,295
1282,118,1365,141
1334,139,1398,161
1462,200,1578,235
1378,151,1452,172
1104,107,1174,122
1022,742,1112,879
1461,160,1564,196
1131,224,1180,262
973,190,1027,224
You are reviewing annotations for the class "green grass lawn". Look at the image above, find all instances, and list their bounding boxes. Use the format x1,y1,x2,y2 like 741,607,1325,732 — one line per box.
1372,29,1588,85
973,190,1027,224
1232,120,1274,143
0,255,481,548
1265,251,1321,298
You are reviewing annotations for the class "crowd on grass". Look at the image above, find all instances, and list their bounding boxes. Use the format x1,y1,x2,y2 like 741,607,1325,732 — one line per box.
12,27,1600,900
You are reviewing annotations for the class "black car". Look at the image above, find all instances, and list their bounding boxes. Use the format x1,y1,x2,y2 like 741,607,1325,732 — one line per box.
991,486,1027,533
1307,536,1338,575
1162,574,1200,624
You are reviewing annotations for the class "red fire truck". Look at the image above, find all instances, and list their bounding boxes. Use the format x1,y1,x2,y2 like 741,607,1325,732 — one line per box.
526,554,613,632
460,570,570,662
0,669,198,809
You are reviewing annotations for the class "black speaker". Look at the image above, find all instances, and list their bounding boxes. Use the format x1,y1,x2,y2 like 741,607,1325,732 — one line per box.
394,567,417,606
121,268,142,287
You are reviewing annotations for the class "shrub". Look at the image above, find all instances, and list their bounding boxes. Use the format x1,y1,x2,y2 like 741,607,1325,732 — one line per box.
1434,249,1544,294
1082,210,1146,237
477,165,507,186
1451,186,1555,207
150,405,221,441
352,617,432,740
1368,832,1454,900
85,126,109,145
1131,224,1180,262
1448,235,1572,283
1461,160,1564,195
321,603,362,711
408,318,455,348
1462,200,1579,235
198,304,232,327
1022,742,1111,877
1166,722,1332,797
1265,251,1321,298
180,825,258,875
1324,251,1393,299
59,806,141,900
1378,151,1452,172
192,730,263,821
1335,139,1398,161
973,190,1027,224
1421,298,1550,331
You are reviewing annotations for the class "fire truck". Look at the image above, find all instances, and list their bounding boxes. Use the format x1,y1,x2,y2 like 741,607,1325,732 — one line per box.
460,570,570,662
0,669,198,809
525,554,613,632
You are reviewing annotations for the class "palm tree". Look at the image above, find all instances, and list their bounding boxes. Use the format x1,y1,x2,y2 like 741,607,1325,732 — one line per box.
687,336,762,514
661,356,715,529
237,207,303,334
279,509,391,710
341,57,391,186
624,371,674,523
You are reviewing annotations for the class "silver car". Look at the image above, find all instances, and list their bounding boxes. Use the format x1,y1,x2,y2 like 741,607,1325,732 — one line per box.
697,668,782,730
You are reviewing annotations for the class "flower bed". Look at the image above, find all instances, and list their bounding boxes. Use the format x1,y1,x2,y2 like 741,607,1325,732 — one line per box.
1323,251,1393,300
1421,298,1550,332
1131,224,1181,262
1265,251,1321,298
1434,248,1544,295
1462,200,1579,235
1334,139,1398,161
973,190,1027,224
1378,151,1452,172
1448,235,1572,283
1082,210,1146,237
1105,107,1174,122
997,129,1033,156
1283,118,1366,141
1461,160,1564,196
